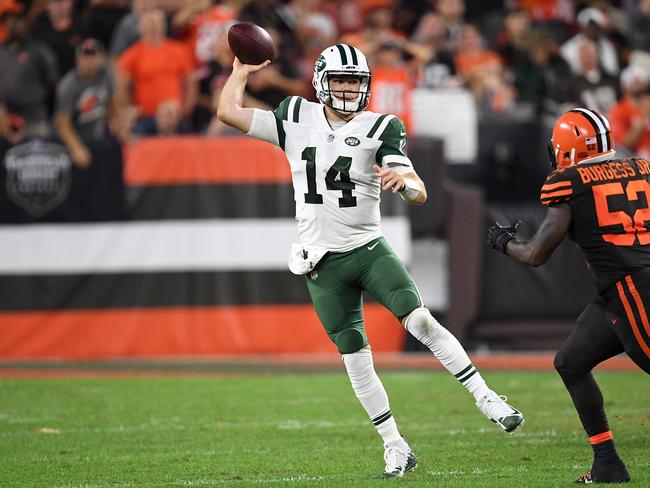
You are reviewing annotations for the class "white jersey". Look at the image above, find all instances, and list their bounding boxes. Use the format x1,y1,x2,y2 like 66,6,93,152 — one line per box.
248,96,413,252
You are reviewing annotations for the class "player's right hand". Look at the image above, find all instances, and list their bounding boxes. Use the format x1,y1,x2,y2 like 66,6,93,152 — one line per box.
487,220,521,254
233,57,271,75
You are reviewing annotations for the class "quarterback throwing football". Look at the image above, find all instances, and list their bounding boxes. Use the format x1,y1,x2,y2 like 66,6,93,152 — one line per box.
218,43,523,478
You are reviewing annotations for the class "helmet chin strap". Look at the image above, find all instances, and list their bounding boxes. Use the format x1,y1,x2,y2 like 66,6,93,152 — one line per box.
325,103,358,123
329,92,362,113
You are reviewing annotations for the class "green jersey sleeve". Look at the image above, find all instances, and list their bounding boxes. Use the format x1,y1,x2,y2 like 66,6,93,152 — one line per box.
375,116,410,167
273,96,303,150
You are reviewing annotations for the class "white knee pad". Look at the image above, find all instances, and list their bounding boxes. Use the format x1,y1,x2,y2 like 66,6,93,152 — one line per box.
403,306,477,377
402,306,442,342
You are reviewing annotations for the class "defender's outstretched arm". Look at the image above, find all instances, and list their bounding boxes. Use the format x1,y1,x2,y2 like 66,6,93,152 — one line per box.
505,204,572,266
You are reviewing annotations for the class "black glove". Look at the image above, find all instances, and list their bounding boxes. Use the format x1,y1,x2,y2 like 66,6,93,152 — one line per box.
487,220,521,254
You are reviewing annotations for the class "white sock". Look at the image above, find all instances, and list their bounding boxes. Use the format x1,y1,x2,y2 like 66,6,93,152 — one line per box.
404,307,490,402
343,348,402,445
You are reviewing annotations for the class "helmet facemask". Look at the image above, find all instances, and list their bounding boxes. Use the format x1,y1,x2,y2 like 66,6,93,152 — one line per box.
547,141,559,170
319,72,371,113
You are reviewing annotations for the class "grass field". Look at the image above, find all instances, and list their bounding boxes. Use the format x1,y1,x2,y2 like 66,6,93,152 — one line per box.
0,370,647,487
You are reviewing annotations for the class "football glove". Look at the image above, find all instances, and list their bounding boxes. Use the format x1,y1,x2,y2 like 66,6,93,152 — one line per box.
487,220,521,254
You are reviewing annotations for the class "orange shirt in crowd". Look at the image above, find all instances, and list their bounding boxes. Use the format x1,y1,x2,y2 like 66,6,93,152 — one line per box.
119,39,194,116
185,4,234,65
454,50,502,80
608,98,650,159
518,0,574,22
369,66,412,132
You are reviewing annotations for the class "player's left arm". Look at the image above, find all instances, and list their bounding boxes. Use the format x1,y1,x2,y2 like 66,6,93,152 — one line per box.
374,116,427,205
488,204,572,266
373,165,427,204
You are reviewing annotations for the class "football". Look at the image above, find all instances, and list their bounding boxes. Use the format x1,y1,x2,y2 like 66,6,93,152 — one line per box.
227,22,276,65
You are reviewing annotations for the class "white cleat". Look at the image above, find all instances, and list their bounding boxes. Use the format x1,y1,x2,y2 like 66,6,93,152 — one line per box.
476,390,524,433
382,438,418,478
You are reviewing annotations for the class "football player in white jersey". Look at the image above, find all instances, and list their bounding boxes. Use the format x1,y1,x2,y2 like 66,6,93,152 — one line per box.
218,43,524,478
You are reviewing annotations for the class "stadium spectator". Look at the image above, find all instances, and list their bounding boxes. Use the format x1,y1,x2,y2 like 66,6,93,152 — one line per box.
195,27,234,133
109,0,157,58
86,0,130,49
517,0,574,43
461,0,508,45
171,0,235,66
199,29,270,135
518,0,574,24
435,0,466,54
0,2,59,144
626,0,650,53
151,98,184,136
116,8,197,136
564,38,619,116
244,25,308,109
368,36,413,131
510,28,570,115
237,0,303,67
410,12,459,89
319,0,363,37
608,65,650,160
298,8,337,79
560,7,619,78
0,0,11,41
391,0,432,36
55,38,116,168
454,23,515,116
31,0,88,76
340,2,402,64
495,8,531,68
453,23,501,82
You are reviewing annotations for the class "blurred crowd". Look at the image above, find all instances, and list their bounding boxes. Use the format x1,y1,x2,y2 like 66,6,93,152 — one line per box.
1,0,650,169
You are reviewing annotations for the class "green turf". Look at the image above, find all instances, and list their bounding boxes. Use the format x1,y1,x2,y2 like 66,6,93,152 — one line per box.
0,370,647,487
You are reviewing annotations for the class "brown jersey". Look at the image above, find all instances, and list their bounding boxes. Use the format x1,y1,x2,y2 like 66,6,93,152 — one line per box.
540,158,650,293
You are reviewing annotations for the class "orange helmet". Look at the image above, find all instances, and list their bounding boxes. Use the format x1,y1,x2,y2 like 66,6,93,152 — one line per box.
547,108,615,169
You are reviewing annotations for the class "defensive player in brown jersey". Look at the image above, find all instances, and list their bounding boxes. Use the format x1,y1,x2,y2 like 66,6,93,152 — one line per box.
487,108,650,484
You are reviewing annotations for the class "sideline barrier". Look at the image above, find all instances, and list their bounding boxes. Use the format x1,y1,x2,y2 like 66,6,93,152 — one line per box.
0,136,412,359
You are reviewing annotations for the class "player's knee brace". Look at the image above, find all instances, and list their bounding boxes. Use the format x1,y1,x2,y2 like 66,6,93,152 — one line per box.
342,348,380,399
336,328,366,354
390,288,422,319
402,306,443,343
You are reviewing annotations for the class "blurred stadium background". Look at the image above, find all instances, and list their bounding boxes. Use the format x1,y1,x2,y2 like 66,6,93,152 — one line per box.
2,0,648,365
2,1,650,486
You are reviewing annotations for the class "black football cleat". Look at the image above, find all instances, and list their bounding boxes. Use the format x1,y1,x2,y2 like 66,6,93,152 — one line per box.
575,459,631,484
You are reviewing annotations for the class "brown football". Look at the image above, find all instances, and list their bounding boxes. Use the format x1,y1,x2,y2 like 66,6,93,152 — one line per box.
227,22,275,65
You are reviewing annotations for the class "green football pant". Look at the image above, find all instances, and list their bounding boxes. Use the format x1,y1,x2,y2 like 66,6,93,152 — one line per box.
305,237,422,354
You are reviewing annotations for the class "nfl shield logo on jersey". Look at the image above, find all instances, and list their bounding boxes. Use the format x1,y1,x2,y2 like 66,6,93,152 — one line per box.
310,271,319,280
